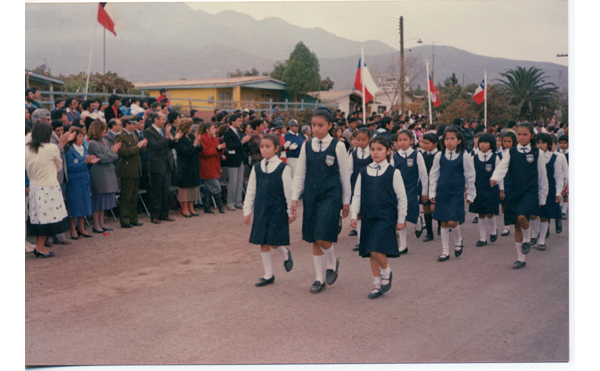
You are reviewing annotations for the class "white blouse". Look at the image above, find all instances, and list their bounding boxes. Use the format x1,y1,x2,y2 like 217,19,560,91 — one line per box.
243,157,293,217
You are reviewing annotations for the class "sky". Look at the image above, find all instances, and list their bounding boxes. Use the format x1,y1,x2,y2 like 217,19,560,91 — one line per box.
185,0,569,66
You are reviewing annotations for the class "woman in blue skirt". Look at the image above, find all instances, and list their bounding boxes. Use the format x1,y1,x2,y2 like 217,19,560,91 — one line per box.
428,126,476,262
244,135,295,287
491,123,548,269
65,127,98,239
291,108,351,294
351,136,407,299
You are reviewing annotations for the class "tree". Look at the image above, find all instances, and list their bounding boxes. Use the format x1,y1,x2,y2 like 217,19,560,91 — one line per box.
281,41,321,100
55,71,136,94
371,52,426,112
320,77,334,91
496,66,558,121
270,61,286,81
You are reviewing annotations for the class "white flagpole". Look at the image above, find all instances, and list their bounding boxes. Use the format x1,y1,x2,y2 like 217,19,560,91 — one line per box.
426,60,433,128
361,46,366,126
85,21,97,99
484,71,488,129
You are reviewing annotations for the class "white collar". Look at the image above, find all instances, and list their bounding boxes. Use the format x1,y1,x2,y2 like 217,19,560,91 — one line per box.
397,147,414,156
517,143,531,152
313,134,332,144
152,124,163,133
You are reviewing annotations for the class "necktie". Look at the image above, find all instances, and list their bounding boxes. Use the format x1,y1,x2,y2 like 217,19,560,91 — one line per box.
449,152,453,160
265,160,268,172
159,128,164,137
318,140,322,152
522,148,526,153
376,165,381,176
484,154,487,162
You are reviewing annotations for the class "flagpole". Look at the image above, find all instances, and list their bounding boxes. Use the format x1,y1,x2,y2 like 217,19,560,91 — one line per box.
85,21,97,99
484,71,487,129
426,60,433,128
361,46,366,126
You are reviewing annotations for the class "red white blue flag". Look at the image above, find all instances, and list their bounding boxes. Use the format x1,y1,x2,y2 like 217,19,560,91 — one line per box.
473,79,486,105
98,3,122,36
354,58,379,104
429,75,440,107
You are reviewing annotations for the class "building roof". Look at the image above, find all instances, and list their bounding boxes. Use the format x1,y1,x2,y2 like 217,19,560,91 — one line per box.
134,76,286,91
308,90,362,101
25,70,65,85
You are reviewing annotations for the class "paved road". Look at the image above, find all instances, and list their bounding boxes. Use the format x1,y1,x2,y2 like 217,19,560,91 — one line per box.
25,203,569,366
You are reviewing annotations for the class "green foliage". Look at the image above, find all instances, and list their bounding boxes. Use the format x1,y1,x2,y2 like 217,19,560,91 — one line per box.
444,72,459,87
496,66,558,121
270,61,286,81
281,41,321,99
55,71,135,94
320,77,334,91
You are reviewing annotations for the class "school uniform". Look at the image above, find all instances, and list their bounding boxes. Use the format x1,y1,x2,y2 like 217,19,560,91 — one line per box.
284,131,303,176
244,157,293,246
292,135,351,243
559,148,569,164
469,150,503,215
347,146,371,202
491,144,548,226
428,149,476,223
420,148,438,206
535,151,563,220
391,147,428,224
351,160,407,258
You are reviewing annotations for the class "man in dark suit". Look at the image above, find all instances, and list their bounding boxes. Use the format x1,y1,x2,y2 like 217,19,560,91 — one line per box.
143,112,181,223
115,116,148,228
104,118,122,147
223,113,251,210
104,94,123,122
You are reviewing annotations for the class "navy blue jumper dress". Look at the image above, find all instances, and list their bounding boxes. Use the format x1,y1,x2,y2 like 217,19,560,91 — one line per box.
432,152,466,223
350,149,372,203
393,151,420,224
503,147,539,225
469,153,500,215
358,165,400,258
248,162,290,246
302,138,343,243
535,153,561,219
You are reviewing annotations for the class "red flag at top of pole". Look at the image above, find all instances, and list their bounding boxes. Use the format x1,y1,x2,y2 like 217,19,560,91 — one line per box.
473,79,486,105
98,3,122,36
353,58,380,104
429,75,440,107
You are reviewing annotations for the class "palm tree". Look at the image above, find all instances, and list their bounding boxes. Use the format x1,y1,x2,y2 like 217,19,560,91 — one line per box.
496,66,558,121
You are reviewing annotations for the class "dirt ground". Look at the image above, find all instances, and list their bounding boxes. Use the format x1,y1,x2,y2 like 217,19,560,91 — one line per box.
25,202,569,366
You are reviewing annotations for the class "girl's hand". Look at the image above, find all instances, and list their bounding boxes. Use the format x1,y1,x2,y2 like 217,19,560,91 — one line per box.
499,190,505,200
421,195,429,203
244,215,251,225
341,205,349,219
291,201,297,218
111,142,122,153
430,197,436,204
561,183,569,196
288,216,296,224
555,195,562,203
490,179,498,187
25,187,29,196
396,223,405,230
350,219,357,229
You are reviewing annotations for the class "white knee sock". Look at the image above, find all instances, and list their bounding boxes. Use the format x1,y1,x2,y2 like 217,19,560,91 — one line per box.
453,224,463,248
313,254,326,283
357,220,362,242
261,251,273,279
539,221,549,245
478,217,488,241
275,246,289,260
522,227,531,243
516,242,525,262
380,265,391,279
321,245,337,270
531,218,540,239
399,228,408,250
373,276,382,289
441,227,450,256
562,202,568,214
488,216,497,234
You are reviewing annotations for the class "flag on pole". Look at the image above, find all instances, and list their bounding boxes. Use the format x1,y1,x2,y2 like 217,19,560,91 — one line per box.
473,79,486,105
354,58,379,104
429,75,440,107
98,3,122,36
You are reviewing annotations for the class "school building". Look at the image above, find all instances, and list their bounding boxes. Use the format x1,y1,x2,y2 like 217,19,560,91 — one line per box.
134,76,318,120
308,89,417,116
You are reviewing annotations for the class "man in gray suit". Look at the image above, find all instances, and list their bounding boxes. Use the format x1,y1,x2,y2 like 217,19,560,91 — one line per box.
104,118,122,147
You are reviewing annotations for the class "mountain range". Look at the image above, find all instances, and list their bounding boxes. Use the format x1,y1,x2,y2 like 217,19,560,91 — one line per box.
25,2,568,91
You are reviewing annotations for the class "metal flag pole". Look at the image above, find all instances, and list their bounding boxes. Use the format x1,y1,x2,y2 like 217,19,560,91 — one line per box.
85,21,97,99
361,46,366,126
426,60,433,128
484,71,488,129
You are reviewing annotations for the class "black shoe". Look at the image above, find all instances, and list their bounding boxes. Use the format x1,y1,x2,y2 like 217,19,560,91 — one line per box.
501,228,510,236
537,243,547,251
438,254,449,262
181,212,193,218
454,247,463,257
131,222,143,227
476,240,487,247
399,247,408,255
530,237,537,247
521,242,531,255
310,280,326,293
255,276,275,287
352,244,360,251
33,249,55,258
69,233,79,240
381,272,392,293
512,261,526,269
472,216,479,223
368,287,383,299
190,212,199,217
283,249,293,272
235,205,244,209
204,207,215,214
102,227,114,232
490,230,498,242
325,259,339,285
561,212,567,220
77,230,93,237
121,224,133,228
93,228,104,234
555,219,563,234
545,228,550,238
423,234,434,242
348,230,358,236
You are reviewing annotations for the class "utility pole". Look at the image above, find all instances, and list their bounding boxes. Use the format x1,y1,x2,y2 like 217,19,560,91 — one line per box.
400,16,405,116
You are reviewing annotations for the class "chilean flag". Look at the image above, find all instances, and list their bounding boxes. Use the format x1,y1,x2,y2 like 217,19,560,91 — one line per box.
98,3,122,36
354,58,379,104
429,75,440,107
473,79,486,105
